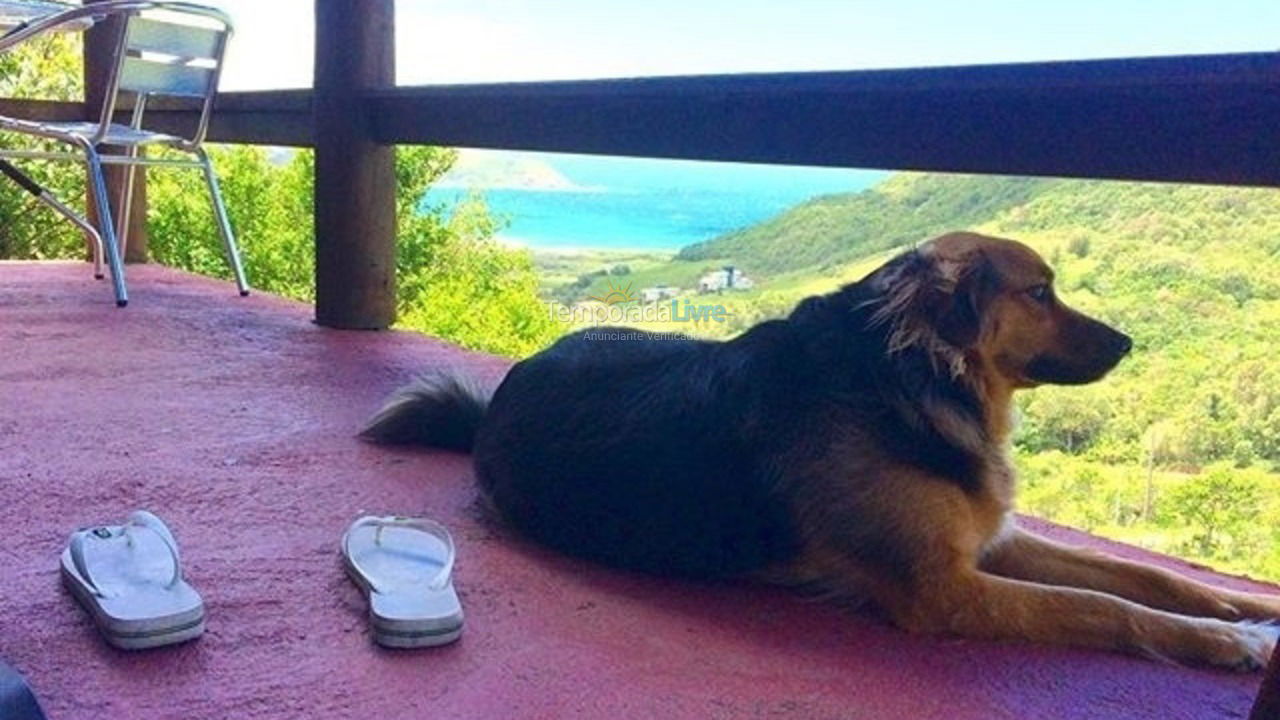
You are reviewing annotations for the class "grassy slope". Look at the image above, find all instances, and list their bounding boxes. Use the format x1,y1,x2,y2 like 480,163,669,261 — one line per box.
677,173,1054,276
532,248,675,296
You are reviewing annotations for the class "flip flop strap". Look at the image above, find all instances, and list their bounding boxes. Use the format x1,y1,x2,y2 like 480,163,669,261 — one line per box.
127,510,183,585
344,516,456,593
69,511,182,597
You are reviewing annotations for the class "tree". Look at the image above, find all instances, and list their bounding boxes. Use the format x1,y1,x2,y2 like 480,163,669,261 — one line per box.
1141,420,1179,519
1165,465,1262,559
1067,234,1090,258
1019,388,1108,454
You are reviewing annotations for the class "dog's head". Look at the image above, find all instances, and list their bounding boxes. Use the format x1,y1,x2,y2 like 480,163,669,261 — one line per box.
869,232,1131,387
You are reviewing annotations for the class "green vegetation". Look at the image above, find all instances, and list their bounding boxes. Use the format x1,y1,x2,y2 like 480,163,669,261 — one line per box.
531,248,674,302
1,36,559,358
677,173,1047,276
0,33,87,260
150,143,560,356
558,257,707,305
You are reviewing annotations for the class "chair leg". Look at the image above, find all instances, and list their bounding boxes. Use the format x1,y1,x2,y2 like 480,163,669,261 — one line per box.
40,191,105,280
115,157,137,258
195,148,249,296
83,146,128,307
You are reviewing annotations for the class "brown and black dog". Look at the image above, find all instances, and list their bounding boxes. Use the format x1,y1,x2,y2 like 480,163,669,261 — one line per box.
364,231,1280,670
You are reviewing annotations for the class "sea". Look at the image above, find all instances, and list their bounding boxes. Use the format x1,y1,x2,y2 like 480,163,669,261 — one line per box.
424,151,886,252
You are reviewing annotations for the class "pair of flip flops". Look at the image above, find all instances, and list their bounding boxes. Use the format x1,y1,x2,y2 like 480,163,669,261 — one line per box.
61,511,462,650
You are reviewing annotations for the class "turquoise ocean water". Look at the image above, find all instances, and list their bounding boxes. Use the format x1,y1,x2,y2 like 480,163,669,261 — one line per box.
425,153,886,252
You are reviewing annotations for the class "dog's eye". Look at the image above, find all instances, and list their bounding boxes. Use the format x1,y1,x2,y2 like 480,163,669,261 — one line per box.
1026,285,1051,303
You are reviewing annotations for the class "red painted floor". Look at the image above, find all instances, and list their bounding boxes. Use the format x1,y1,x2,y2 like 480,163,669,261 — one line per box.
0,261,1272,720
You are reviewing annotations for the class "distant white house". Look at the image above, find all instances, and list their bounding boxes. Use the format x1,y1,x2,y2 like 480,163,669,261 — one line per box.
698,266,754,293
640,285,680,304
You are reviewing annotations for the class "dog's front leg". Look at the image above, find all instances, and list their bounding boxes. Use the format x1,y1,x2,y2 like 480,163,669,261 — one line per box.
895,568,1276,670
980,526,1280,621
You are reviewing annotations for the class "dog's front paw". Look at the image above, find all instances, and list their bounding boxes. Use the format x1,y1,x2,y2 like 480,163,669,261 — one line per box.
1147,618,1278,671
1205,620,1278,672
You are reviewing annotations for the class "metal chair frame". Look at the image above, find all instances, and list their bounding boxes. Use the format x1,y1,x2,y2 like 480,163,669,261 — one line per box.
0,1,247,306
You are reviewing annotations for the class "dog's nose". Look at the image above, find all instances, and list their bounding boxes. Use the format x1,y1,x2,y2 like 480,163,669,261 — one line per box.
1114,333,1133,355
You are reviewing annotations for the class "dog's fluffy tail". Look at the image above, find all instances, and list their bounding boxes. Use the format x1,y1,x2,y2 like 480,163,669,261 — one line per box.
359,372,491,452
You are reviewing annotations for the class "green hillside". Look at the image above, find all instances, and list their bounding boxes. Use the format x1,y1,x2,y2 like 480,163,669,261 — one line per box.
676,173,1052,276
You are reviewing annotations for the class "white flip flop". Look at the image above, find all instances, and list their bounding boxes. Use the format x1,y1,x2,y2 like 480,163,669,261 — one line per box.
59,510,205,650
342,515,463,648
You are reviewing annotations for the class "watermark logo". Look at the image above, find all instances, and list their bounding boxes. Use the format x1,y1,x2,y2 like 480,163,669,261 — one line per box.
588,279,638,306
548,298,736,325
582,330,693,342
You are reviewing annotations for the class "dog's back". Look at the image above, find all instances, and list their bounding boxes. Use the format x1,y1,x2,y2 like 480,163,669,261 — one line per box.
475,327,803,577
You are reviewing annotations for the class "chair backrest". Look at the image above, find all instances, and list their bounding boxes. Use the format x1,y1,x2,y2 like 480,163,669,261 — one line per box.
95,2,233,146
119,15,224,96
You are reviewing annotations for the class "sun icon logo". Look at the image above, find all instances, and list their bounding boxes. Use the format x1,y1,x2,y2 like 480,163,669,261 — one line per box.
589,279,638,305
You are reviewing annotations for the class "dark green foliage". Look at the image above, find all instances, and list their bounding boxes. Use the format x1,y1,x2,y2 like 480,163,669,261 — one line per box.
0,34,87,259
1067,234,1091,258
1164,464,1265,560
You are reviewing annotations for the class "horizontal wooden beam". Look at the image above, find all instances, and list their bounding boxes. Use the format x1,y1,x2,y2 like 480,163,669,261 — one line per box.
0,98,87,121
149,88,314,146
0,90,313,146
368,52,1280,187
149,90,313,145
3,53,1275,186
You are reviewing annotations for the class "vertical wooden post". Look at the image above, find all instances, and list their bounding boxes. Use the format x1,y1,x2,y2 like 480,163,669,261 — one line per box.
313,0,397,329
1250,645,1280,720
82,0,148,262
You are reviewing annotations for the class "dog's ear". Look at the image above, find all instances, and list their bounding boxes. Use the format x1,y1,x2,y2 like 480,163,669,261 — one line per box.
869,248,996,359
930,252,996,348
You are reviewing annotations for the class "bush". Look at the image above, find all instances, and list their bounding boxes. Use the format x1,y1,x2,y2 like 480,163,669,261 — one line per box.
147,144,562,357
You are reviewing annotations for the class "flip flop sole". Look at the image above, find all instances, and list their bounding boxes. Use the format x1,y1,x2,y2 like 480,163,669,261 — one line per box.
60,552,205,648
344,554,465,646
102,617,207,650
372,623,463,649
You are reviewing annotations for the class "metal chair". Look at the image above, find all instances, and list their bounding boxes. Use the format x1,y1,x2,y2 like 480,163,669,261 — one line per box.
0,1,247,307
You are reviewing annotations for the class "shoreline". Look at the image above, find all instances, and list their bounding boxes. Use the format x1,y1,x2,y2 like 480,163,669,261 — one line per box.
507,239,680,257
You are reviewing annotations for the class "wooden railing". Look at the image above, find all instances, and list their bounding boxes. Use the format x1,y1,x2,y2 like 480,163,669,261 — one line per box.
6,53,1276,182
0,0,1276,328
